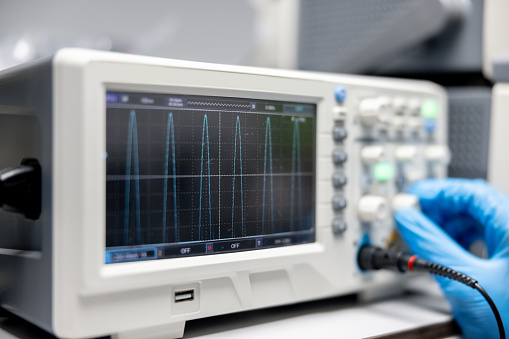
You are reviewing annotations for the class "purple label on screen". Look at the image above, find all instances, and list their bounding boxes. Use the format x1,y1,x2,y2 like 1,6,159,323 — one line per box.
106,93,120,103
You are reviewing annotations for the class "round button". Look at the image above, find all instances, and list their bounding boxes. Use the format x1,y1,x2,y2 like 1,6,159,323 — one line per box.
332,195,347,212
332,150,348,165
332,219,347,234
334,86,347,103
332,173,347,188
333,126,348,142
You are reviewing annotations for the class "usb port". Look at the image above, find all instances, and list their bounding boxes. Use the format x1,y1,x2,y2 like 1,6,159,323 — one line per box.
174,289,194,303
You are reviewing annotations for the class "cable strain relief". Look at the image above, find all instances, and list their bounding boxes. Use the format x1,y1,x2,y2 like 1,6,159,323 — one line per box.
414,259,477,288
0,178,4,207
0,158,41,220
395,251,412,272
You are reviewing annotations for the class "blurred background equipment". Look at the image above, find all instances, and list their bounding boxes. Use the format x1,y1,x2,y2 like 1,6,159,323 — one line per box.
297,0,475,75
0,0,257,70
284,0,490,182
263,0,509,189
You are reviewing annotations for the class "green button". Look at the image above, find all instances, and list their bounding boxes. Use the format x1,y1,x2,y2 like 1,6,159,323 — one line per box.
374,162,393,182
421,99,439,119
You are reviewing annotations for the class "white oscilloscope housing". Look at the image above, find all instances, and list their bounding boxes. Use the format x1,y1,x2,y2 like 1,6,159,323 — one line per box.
0,49,447,338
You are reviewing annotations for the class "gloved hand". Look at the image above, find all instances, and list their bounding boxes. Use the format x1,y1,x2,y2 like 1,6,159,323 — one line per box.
394,178,509,339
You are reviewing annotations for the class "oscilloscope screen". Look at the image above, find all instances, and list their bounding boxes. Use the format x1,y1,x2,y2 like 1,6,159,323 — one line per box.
105,91,316,263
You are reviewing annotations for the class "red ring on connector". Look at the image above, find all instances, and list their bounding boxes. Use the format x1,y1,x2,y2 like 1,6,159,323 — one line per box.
408,255,418,271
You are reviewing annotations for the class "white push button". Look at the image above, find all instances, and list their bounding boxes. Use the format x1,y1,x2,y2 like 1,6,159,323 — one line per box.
392,193,420,210
361,146,385,164
395,145,418,162
408,98,421,115
425,145,451,164
405,169,425,183
359,97,392,126
392,115,406,130
393,97,407,114
357,195,389,222
407,116,422,130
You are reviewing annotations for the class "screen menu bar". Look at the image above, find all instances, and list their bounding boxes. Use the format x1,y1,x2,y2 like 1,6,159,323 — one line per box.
106,92,315,115
106,231,313,264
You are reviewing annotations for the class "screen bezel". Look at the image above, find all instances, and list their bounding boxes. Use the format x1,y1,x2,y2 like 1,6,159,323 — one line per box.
54,58,336,296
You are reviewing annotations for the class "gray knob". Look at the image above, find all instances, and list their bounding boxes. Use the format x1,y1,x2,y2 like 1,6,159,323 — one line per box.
332,195,347,212
333,126,348,142
332,173,347,188
333,150,348,165
332,219,347,234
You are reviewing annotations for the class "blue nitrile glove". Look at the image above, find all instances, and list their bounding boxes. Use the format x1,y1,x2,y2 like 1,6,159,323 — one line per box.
394,178,509,339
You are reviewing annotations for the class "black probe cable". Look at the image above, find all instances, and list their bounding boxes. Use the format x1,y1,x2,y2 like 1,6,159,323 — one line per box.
358,245,505,339
0,158,41,220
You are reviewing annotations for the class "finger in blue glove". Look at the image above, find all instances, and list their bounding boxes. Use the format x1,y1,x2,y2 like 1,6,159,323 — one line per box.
394,178,509,339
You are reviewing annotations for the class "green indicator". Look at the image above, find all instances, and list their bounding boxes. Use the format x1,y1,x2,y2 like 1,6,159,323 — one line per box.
374,162,393,182
421,99,439,119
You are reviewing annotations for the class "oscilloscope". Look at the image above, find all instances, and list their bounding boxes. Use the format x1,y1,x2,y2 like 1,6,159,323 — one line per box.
0,49,448,338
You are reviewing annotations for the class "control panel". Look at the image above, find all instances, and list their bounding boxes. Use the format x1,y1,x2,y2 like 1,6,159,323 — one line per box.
324,78,448,254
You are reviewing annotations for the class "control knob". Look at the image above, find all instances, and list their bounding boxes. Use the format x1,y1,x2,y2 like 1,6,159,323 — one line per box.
332,195,347,212
395,145,418,162
392,193,420,210
357,195,389,222
332,126,348,142
333,150,348,165
358,97,392,126
361,146,385,164
425,145,451,164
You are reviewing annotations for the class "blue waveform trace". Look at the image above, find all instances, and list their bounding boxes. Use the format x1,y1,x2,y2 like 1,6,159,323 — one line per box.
124,110,142,245
232,116,245,237
198,114,213,241
162,113,178,243
262,117,274,234
290,119,303,231
118,110,309,246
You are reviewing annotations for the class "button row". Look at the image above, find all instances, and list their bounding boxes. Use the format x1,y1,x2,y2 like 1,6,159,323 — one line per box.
331,95,348,234
358,96,440,132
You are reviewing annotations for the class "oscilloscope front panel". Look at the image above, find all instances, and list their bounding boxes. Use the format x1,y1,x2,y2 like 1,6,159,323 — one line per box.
0,49,447,338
